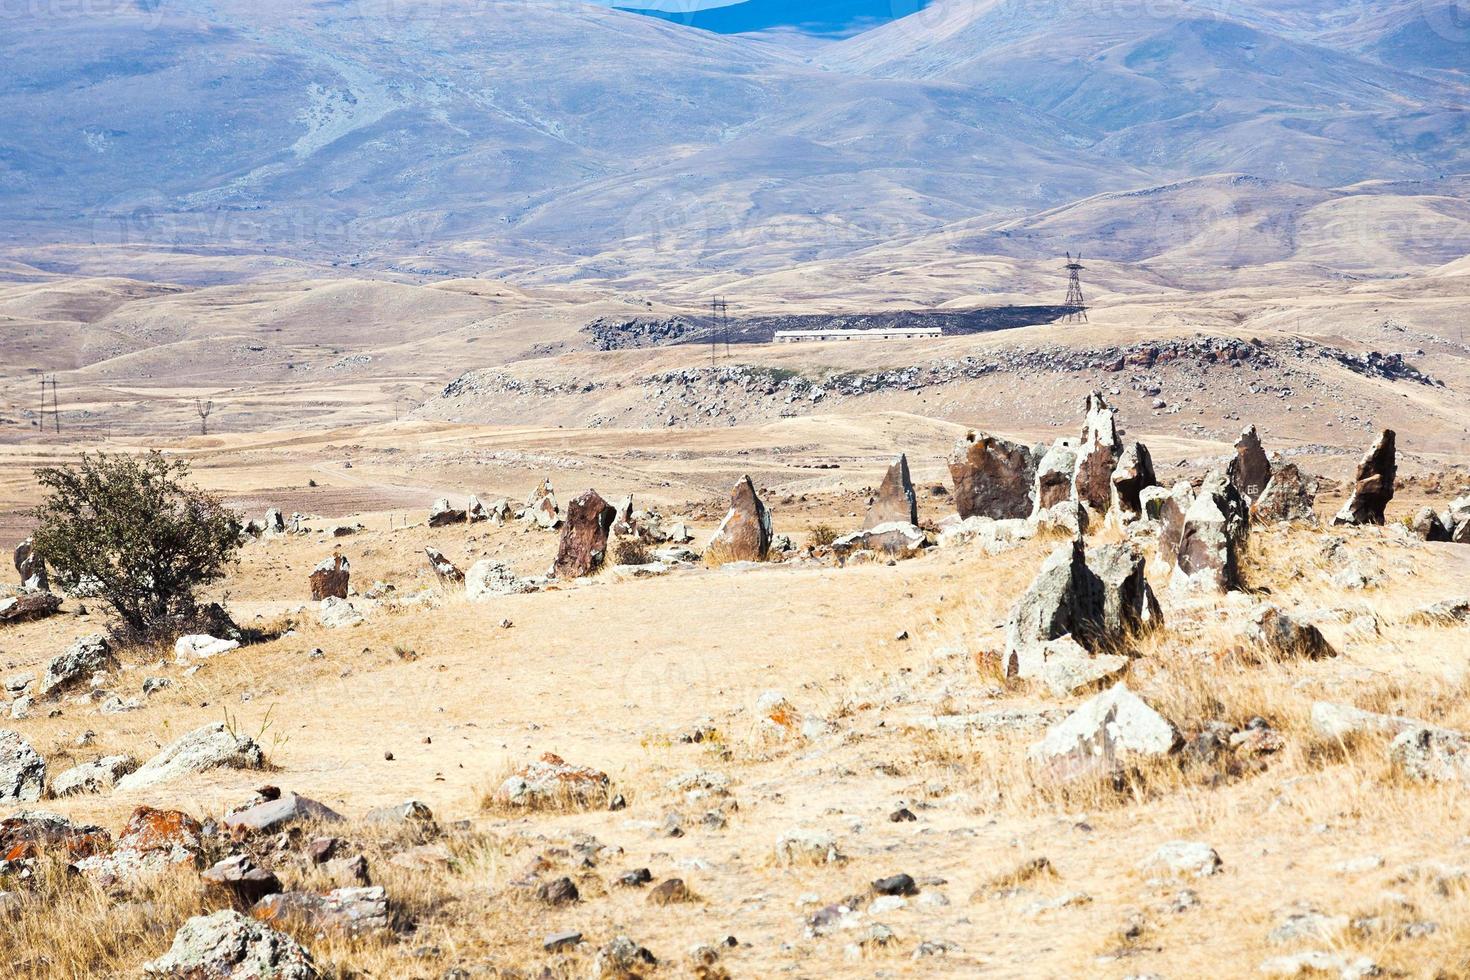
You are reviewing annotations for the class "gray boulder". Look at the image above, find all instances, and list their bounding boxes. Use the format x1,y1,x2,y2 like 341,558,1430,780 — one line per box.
1251,463,1318,524
142,909,317,979
1032,440,1078,513
1087,543,1163,640
465,560,534,601
832,522,926,558
1411,506,1451,542
252,887,389,936
1390,727,1470,784
1311,702,1426,740
424,547,464,583
0,729,45,802
1109,441,1156,521
1028,683,1181,776
1156,481,1196,566
1004,540,1104,674
427,497,467,527
224,793,346,834
38,633,114,698
117,722,264,792
1171,472,1247,593
865,454,919,528
14,537,47,592
50,754,137,796
1243,604,1336,661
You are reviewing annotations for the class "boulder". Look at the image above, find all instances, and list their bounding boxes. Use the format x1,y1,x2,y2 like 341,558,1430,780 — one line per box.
0,810,110,862
253,886,389,936
495,752,609,809
865,454,918,528
1032,440,1078,513
224,793,345,834
174,634,240,660
831,522,926,558
117,722,264,792
1033,500,1089,537
465,560,534,600
1171,472,1247,593
424,547,464,583
0,730,45,802
1251,463,1317,524
1139,841,1223,878
74,806,204,886
364,800,434,824
774,829,844,866
1027,635,1129,697
554,489,618,578
1086,543,1163,640
487,498,513,523
1227,425,1272,501
0,591,62,625
308,554,350,601
1072,392,1122,512
1310,702,1426,740
142,909,317,979
14,537,47,591
465,495,489,523
51,754,138,796
612,494,636,536
202,854,283,909
1156,481,1196,566
1109,441,1156,520
1332,429,1396,526
1390,726,1470,784
316,597,363,629
1242,604,1336,661
38,633,114,698
1028,683,1181,777
525,478,561,529
948,430,1039,520
264,508,286,534
706,475,772,563
1004,540,1105,675
427,497,467,527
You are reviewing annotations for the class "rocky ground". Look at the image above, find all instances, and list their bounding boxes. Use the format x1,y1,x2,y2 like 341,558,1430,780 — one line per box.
2,401,1470,978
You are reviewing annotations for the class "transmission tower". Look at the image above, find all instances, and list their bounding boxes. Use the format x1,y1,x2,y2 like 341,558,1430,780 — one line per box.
1062,251,1087,324
710,296,729,367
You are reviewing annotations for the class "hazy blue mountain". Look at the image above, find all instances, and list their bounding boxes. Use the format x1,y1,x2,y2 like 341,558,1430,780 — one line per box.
616,0,930,37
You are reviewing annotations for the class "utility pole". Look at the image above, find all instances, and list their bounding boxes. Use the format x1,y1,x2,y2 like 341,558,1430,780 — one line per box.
1062,251,1088,324
195,397,214,435
711,296,729,366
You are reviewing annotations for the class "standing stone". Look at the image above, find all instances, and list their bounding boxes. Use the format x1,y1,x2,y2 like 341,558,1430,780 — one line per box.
1156,482,1196,566
1032,440,1078,513
427,497,467,527
1251,463,1318,524
1086,543,1163,639
309,555,350,601
424,547,464,583
948,431,1040,520
707,476,772,563
554,490,618,578
1110,442,1156,521
865,454,918,529
264,509,286,534
1227,425,1272,501
1004,540,1104,674
0,729,45,802
612,494,636,536
1172,472,1247,593
14,538,47,592
525,479,561,529
465,495,489,523
1072,393,1122,512
1333,429,1396,526
1412,507,1452,542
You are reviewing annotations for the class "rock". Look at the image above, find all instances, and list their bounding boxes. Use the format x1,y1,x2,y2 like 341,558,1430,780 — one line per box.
831,522,926,558
0,730,45,802
224,793,345,834
465,495,489,522
1156,481,1196,566
76,806,205,885
948,430,1039,520
1389,726,1470,784
174,634,240,660
647,878,693,905
554,489,618,578
1268,907,1350,946
464,559,534,600
202,854,283,909
1073,392,1123,512
1252,463,1318,524
611,493,636,536
1139,485,1173,522
1030,636,1130,697
872,873,918,896
117,722,264,791
706,475,772,563
1028,683,1180,776
324,854,370,887
1408,598,1470,625
1032,440,1078,513
38,633,114,698
253,886,389,935
1311,702,1427,740
0,810,110,862
1242,604,1336,660
495,752,610,809
264,508,286,534
1004,540,1105,674
525,478,561,529
14,537,47,591
316,596,363,628
0,591,62,625
1087,543,1162,639
50,754,137,796
1110,441,1157,520
1033,500,1089,537
544,931,583,952
1258,951,1380,979
364,800,434,824
865,454,918,528
1333,429,1396,526
142,909,317,978
1227,425,1272,501
1171,471,1247,593
1138,841,1223,878
1411,506,1451,542
424,547,464,583
308,554,350,601
428,497,467,527
537,876,580,906
594,936,658,978
775,829,844,866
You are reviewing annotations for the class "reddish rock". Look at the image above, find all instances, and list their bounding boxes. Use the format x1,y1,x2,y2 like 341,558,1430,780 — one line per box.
0,812,110,863
253,886,389,935
14,538,47,591
309,554,350,601
203,854,283,909
1251,463,1318,524
553,489,618,578
0,591,61,625
948,431,1039,520
1228,425,1272,501
1109,441,1156,520
1033,440,1078,513
496,752,610,809
74,806,205,886
1333,429,1396,526
1073,392,1122,512
707,476,773,563
864,454,918,528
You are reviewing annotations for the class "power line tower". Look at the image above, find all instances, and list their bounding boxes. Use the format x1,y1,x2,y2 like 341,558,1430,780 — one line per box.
1062,251,1088,324
710,296,729,367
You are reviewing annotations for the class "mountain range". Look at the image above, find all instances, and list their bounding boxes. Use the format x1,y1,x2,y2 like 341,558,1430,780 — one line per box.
1,0,1465,287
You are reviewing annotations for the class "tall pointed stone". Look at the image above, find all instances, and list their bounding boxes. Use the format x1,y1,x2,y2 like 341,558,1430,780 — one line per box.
865,454,918,529
554,490,617,579
1072,392,1123,512
1110,442,1156,521
1227,425,1272,502
707,476,772,563
948,431,1039,520
1251,463,1317,524
309,555,350,601
1172,472,1248,593
1032,440,1078,514
1333,429,1396,526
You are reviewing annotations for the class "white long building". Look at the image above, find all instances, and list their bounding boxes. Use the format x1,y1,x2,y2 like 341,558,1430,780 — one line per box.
772,326,942,344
